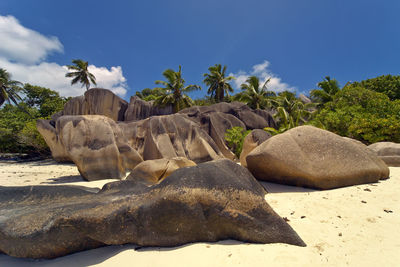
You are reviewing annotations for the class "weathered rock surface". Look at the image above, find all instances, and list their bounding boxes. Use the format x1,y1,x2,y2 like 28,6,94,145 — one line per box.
124,96,173,122
368,142,400,166
246,126,390,189
38,115,142,180
0,159,305,259
198,112,245,160
342,137,366,146
36,119,70,162
62,88,128,121
119,113,224,163
240,129,271,168
180,101,276,130
179,102,276,159
126,157,196,185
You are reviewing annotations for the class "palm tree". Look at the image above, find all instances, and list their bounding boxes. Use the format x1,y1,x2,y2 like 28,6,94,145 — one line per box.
310,76,340,106
203,64,235,102
65,59,97,90
236,76,276,109
154,66,201,112
0,68,23,107
265,93,315,135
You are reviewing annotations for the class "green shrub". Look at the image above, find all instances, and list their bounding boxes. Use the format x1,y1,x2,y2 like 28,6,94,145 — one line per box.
0,84,66,154
225,126,251,158
310,86,400,144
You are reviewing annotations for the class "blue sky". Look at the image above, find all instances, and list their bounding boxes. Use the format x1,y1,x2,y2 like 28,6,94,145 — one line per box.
0,0,399,100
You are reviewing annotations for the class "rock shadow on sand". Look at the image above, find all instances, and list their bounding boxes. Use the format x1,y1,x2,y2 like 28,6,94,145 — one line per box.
40,175,83,185
261,182,316,193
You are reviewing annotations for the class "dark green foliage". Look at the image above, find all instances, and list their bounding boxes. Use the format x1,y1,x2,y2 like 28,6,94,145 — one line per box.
23,84,67,117
265,91,315,134
0,84,67,154
203,64,235,103
0,104,39,153
346,74,400,100
154,65,201,112
135,88,164,101
309,76,341,106
0,68,23,107
225,127,251,158
310,86,400,144
193,96,216,106
234,76,276,110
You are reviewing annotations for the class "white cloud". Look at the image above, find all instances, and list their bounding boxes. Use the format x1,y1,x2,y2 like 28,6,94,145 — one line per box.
0,15,128,97
0,15,63,64
229,60,295,93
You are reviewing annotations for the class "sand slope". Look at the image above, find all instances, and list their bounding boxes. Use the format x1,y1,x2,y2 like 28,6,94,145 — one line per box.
0,160,399,266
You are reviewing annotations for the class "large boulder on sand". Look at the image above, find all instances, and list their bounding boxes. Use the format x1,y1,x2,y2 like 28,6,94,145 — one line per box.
124,96,173,121
62,88,128,121
240,129,271,167
38,115,143,180
118,113,224,163
246,126,389,189
368,142,400,166
0,159,305,259
126,157,196,185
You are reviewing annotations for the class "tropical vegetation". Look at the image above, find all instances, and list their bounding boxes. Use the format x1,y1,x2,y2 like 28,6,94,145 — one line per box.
0,83,68,154
0,68,23,107
203,64,235,103
2,64,400,156
234,76,275,110
65,59,97,90
225,126,251,158
310,86,400,144
154,66,201,112
309,76,340,107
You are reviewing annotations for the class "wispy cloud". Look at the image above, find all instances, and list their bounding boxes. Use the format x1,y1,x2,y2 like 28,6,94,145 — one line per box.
229,60,296,93
0,15,128,97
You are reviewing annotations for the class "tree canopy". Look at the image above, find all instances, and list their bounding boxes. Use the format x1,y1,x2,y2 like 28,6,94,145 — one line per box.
0,68,23,107
203,64,235,103
65,59,97,90
154,66,201,112
235,76,275,110
310,86,400,144
0,84,67,154
345,74,400,101
309,76,341,106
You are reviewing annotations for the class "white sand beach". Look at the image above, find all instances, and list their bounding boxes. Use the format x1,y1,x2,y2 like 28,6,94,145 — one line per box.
0,159,399,266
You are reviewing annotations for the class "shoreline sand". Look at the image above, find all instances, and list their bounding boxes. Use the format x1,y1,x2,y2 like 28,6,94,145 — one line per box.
0,160,399,266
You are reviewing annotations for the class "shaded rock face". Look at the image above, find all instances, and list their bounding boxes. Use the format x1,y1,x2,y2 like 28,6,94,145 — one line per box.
368,142,400,166
240,129,271,168
36,119,70,162
246,126,390,190
126,157,196,185
0,159,305,259
38,115,143,180
180,101,276,130
124,96,173,122
180,102,276,160
63,88,128,121
119,113,224,163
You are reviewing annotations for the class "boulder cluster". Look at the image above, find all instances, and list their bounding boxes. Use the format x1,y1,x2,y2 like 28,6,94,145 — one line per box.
38,88,276,180
0,88,392,259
